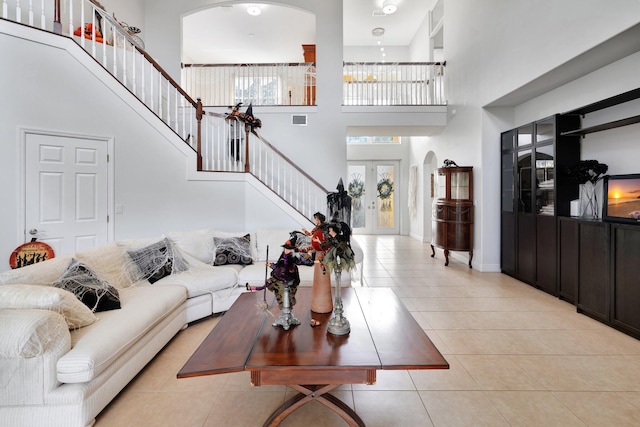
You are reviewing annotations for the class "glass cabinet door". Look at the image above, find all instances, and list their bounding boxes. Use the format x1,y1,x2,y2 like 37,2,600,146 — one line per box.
518,150,533,213
451,171,470,200
502,152,514,212
535,144,555,215
517,123,533,147
436,171,447,199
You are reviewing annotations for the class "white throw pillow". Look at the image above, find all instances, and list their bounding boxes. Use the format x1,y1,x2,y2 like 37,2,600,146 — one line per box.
0,284,97,329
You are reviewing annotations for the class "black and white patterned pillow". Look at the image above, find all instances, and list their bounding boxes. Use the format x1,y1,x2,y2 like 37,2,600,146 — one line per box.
213,234,253,266
53,258,121,312
127,238,188,284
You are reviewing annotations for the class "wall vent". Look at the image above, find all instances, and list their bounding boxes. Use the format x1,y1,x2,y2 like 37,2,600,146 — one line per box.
291,114,308,126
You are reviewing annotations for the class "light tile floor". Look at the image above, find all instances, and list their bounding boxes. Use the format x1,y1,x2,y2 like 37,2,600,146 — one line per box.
95,235,640,427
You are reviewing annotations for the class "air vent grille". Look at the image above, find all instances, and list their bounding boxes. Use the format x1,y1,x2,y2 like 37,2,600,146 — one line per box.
292,114,308,126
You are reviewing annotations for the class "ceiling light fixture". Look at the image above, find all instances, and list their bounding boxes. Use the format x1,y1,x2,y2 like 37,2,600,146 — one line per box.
246,5,261,16
371,27,385,37
382,0,397,15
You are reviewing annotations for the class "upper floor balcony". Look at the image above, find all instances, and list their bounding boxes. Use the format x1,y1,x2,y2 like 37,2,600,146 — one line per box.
181,61,446,108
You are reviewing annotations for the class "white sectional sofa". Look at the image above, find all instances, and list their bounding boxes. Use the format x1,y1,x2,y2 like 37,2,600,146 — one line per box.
0,227,363,427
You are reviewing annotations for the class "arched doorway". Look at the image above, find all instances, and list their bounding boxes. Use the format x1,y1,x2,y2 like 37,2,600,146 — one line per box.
423,151,438,243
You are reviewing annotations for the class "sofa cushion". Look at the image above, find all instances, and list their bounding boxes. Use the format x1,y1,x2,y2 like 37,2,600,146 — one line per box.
211,230,259,261
57,284,186,383
53,259,121,312
0,284,96,329
254,229,292,261
166,228,214,264
153,257,239,297
127,238,188,284
213,234,253,266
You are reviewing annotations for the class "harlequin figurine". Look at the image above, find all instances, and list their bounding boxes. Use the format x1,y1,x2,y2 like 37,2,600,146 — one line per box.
267,237,301,330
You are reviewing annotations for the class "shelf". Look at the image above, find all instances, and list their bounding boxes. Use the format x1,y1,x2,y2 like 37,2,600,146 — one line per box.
563,88,640,116
560,114,640,137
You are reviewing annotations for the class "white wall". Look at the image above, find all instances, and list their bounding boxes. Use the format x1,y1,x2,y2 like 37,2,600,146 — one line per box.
0,24,302,271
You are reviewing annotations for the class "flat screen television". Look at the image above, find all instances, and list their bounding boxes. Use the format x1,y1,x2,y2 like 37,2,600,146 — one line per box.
603,174,640,224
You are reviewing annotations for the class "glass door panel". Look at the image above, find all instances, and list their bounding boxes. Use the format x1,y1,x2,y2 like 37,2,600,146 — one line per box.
518,150,533,213
502,152,514,213
376,164,396,229
347,164,367,229
535,144,555,215
348,161,399,234
517,123,533,147
451,171,470,200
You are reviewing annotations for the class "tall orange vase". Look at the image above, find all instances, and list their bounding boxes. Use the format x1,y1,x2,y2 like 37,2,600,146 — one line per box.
311,260,333,313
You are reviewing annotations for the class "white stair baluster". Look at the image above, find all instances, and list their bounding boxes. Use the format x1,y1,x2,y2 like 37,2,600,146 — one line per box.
40,0,45,29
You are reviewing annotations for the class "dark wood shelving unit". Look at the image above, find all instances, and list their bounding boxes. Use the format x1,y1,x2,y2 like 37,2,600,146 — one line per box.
501,87,640,340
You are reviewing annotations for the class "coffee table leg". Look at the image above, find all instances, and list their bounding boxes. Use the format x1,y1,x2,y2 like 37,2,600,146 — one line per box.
263,384,365,427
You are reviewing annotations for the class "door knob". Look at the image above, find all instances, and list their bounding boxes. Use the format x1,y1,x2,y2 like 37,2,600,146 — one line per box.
29,229,38,235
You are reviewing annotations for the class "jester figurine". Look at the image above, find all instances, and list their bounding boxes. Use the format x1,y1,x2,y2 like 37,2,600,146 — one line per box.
266,237,301,329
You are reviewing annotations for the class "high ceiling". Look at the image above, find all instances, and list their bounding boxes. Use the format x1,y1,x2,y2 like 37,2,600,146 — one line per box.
182,0,432,64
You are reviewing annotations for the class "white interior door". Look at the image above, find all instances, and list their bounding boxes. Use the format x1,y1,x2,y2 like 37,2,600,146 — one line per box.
25,133,109,257
348,161,399,235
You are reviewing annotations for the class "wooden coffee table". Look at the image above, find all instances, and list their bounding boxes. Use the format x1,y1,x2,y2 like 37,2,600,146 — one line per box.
178,287,448,426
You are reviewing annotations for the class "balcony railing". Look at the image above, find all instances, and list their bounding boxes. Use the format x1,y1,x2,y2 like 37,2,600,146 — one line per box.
182,63,316,107
182,62,446,107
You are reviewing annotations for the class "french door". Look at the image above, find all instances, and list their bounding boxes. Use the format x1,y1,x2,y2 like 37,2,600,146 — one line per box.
347,161,399,234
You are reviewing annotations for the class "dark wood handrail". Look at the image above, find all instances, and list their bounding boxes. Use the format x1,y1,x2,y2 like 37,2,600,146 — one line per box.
343,61,446,66
183,62,315,68
250,129,329,194
91,8,198,110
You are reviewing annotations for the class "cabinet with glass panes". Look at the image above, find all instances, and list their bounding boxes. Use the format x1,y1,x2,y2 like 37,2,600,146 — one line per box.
500,114,580,296
431,165,473,267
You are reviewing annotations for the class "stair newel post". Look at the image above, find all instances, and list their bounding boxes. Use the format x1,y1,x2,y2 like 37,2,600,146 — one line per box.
244,125,251,173
53,0,61,34
196,98,203,171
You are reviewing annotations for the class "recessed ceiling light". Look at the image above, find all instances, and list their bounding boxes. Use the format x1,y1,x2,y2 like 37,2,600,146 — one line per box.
382,0,397,15
246,5,261,16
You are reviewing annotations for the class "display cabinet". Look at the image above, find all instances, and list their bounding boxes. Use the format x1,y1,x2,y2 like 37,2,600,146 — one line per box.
502,88,640,340
500,115,580,294
431,166,473,267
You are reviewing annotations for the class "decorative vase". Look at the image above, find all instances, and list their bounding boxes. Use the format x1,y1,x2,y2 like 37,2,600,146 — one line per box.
311,261,333,313
579,181,601,219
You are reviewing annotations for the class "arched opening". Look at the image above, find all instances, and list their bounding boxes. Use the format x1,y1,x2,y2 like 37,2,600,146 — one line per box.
422,151,438,243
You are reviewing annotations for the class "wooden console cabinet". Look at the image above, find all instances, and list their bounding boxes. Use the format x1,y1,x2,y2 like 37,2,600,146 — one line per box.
431,166,473,267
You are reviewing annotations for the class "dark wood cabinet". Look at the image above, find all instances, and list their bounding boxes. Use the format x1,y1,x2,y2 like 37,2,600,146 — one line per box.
558,217,579,303
611,224,640,338
500,116,580,294
501,88,640,340
431,166,473,267
576,221,610,322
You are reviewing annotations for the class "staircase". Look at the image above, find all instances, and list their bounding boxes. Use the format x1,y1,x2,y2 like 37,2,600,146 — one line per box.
1,0,326,222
